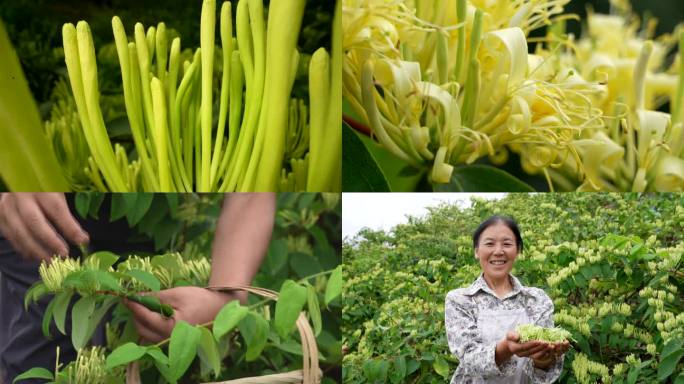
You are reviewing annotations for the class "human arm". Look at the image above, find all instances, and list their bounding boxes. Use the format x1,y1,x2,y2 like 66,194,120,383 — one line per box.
125,193,276,342
0,193,89,261
445,290,526,377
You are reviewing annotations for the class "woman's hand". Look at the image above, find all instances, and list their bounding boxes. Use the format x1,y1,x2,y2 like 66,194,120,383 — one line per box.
530,340,570,370
124,287,242,343
496,331,551,366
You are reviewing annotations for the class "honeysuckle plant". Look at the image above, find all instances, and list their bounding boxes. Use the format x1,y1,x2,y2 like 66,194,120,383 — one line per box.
17,250,343,384
343,193,684,383
0,0,341,192
342,0,684,192
547,1,684,191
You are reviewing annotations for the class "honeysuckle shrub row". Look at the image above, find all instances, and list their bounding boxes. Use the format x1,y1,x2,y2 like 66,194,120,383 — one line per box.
343,0,684,191
0,0,341,192
342,193,683,383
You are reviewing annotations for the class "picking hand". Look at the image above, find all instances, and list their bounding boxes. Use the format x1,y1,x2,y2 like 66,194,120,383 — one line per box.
124,286,242,343
0,193,89,262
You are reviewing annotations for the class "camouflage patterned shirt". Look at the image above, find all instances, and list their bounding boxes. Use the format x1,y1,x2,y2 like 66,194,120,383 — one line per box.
444,273,564,383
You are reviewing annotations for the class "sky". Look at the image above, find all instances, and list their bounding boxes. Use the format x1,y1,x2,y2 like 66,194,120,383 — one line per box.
342,193,507,239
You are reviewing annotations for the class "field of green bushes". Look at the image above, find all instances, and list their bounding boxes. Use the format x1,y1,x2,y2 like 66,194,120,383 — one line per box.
343,193,683,383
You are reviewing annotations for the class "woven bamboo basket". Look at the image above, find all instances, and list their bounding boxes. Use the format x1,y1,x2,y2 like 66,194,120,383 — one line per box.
125,285,322,384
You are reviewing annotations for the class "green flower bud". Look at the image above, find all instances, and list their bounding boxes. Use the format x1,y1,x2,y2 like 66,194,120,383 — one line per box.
516,323,574,343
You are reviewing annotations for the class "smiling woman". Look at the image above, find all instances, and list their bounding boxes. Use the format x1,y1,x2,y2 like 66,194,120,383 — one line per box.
444,215,570,383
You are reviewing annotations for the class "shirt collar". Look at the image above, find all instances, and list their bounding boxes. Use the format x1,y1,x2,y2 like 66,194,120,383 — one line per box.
463,273,524,299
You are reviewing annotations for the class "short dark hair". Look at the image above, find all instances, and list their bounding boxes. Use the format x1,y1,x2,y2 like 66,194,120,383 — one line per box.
472,215,523,252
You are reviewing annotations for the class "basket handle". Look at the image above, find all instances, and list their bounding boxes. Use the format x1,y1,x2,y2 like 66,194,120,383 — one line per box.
207,285,321,384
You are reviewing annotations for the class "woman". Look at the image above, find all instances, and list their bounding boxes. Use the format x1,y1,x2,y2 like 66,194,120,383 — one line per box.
445,215,570,383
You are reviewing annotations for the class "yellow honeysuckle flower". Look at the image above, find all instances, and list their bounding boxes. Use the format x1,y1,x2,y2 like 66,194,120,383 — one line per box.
344,0,684,191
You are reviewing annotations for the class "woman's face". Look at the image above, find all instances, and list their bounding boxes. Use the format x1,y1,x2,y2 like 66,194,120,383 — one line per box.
476,222,518,281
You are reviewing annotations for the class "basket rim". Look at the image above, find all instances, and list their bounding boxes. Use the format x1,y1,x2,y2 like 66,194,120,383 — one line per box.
124,284,321,384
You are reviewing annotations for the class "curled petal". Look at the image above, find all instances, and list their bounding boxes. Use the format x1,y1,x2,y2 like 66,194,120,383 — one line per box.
431,146,453,183
481,27,527,88
654,156,684,191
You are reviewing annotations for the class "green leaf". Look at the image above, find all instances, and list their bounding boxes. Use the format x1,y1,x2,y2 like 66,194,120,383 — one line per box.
88,269,121,292
42,297,57,338
75,193,92,218
297,193,317,210
110,194,132,221
154,360,176,384
137,196,170,235
165,194,179,217
145,347,169,366
306,284,322,336
168,320,201,381
289,252,322,279
675,372,684,384
213,300,249,341
325,265,342,306
662,337,684,359
12,367,54,383
86,251,119,270
390,356,407,383
658,349,684,381
265,239,288,275
152,219,182,251
62,270,89,291
86,296,118,343
406,359,420,376
24,282,48,310
105,342,147,370
87,192,105,218
125,269,161,292
274,338,304,356
433,356,450,379
52,290,74,335
363,360,389,382
197,327,221,378
238,312,269,361
71,296,96,349
342,123,390,191
627,366,640,384
433,164,535,192
275,280,308,339
126,193,154,226
309,225,338,270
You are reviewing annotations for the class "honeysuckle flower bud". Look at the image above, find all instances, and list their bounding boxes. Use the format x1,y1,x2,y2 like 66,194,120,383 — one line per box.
64,347,111,383
613,363,625,376
516,323,573,342
626,353,640,366
39,257,83,292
